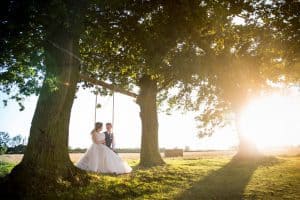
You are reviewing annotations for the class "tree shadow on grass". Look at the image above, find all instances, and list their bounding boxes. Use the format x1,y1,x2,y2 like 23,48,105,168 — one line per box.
176,156,279,200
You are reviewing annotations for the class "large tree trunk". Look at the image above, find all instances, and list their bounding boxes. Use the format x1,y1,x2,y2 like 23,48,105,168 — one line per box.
234,110,260,158
1,25,87,200
137,76,165,167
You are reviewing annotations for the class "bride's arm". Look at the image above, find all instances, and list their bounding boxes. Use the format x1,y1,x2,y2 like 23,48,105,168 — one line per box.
99,139,106,144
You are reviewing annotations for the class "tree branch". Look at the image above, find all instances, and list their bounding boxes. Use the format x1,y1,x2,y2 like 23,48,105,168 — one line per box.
79,74,138,98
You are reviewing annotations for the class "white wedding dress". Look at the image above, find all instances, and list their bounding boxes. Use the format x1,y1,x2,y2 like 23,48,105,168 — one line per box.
76,132,132,174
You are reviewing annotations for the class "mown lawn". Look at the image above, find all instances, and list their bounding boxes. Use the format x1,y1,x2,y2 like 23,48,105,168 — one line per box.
0,155,299,199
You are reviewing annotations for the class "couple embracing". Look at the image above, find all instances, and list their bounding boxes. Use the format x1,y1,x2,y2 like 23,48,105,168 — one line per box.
76,122,132,174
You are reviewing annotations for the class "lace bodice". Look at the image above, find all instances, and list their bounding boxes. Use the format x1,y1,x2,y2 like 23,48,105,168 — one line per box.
95,132,105,142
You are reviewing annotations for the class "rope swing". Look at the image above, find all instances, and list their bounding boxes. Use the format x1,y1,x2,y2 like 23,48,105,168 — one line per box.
45,40,137,130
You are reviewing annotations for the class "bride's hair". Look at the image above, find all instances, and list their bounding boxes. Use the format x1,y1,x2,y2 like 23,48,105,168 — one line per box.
93,122,103,132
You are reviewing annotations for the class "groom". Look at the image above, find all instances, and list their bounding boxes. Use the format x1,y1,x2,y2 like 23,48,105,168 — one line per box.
104,122,115,151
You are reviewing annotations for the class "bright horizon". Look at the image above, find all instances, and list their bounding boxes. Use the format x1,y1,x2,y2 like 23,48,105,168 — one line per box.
0,87,299,150
241,92,300,149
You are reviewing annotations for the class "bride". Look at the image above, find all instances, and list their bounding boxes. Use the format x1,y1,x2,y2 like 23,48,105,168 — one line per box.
76,122,132,174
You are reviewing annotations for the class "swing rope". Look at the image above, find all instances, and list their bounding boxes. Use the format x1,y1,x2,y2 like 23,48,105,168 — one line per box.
94,90,115,127
112,90,115,127
94,91,98,124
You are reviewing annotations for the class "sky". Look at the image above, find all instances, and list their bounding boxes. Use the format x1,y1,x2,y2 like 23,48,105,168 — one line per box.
0,87,239,150
1,87,300,150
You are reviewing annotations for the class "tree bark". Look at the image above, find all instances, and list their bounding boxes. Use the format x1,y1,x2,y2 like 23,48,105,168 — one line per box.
1,28,87,199
137,76,165,167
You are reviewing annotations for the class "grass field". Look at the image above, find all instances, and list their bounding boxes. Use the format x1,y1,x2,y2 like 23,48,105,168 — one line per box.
0,151,299,199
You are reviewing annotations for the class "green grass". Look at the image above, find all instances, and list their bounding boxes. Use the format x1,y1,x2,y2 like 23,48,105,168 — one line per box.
1,156,299,199
0,161,14,177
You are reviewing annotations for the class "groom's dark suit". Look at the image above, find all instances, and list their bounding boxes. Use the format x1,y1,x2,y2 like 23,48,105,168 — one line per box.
104,131,114,149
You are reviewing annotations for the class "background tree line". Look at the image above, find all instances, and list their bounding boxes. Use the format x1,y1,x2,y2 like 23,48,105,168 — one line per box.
0,132,26,154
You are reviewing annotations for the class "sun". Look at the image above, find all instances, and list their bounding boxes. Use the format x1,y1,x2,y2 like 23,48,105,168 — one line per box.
240,94,300,150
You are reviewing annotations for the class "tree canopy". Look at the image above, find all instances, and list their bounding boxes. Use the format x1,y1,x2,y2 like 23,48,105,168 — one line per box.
0,0,299,197
174,0,300,139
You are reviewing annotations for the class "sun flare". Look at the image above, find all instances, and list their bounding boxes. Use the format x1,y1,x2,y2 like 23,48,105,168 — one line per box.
240,94,300,150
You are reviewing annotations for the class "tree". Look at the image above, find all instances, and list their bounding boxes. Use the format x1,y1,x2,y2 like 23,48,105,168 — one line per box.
162,3,268,157
209,57,263,157
181,0,300,157
0,0,90,198
256,0,300,82
8,135,22,147
0,132,10,154
80,0,248,166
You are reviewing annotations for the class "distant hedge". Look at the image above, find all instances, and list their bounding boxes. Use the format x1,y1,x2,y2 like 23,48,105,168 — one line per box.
6,145,27,154
68,148,87,153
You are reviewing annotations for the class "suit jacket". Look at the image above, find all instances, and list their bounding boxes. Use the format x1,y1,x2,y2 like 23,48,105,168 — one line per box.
104,131,114,149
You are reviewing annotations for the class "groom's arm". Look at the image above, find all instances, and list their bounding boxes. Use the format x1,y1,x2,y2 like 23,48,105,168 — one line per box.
112,135,116,149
